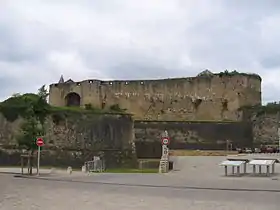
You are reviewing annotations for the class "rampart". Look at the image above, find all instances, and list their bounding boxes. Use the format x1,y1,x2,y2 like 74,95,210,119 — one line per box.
134,120,253,158
49,72,261,121
0,112,137,168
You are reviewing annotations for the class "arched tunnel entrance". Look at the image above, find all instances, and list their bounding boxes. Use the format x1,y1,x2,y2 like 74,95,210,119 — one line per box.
65,92,81,106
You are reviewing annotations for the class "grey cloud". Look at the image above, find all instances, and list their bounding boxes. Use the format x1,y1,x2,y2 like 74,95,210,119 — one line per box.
0,24,35,63
260,54,280,69
224,0,280,13
0,76,25,101
109,63,180,80
0,0,280,103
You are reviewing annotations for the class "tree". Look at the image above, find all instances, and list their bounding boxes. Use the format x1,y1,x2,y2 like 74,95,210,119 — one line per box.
12,93,21,97
17,114,45,175
0,92,50,174
17,116,44,150
38,85,49,101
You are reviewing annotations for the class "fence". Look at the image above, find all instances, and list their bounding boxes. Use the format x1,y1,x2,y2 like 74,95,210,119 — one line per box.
84,156,105,172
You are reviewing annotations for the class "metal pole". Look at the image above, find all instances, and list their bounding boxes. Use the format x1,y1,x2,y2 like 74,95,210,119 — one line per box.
226,140,229,154
37,146,41,176
278,127,280,153
278,111,280,153
165,130,168,137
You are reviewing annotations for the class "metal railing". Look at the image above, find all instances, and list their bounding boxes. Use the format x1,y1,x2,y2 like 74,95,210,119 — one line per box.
84,156,105,172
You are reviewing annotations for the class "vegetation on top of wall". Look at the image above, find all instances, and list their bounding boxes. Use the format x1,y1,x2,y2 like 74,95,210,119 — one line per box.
215,70,261,80
51,105,127,115
135,119,238,123
0,97,127,122
0,90,130,126
50,105,129,125
239,102,280,117
84,103,93,110
109,104,127,112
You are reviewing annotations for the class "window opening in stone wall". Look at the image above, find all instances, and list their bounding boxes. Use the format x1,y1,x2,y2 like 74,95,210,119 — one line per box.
222,99,228,111
65,92,81,106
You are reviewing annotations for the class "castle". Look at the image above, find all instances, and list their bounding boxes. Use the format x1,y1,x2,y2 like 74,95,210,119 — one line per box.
49,70,262,121
0,70,271,166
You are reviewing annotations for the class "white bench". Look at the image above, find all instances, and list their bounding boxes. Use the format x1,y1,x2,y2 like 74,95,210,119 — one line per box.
219,160,247,176
248,159,277,176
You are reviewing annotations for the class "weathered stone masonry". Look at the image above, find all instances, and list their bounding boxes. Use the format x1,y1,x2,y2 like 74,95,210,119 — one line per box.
0,112,137,168
49,73,261,121
3,71,277,166
134,120,253,158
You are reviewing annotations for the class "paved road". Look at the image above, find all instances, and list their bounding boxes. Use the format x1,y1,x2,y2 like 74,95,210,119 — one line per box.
2,155,280,209
1,173,280,210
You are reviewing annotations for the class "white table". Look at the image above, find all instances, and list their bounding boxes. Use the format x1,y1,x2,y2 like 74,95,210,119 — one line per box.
220,160,246,176
248,159,276,176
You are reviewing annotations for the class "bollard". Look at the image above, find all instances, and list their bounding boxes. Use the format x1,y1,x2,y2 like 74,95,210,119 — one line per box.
50,167,56,174
67,166,73,174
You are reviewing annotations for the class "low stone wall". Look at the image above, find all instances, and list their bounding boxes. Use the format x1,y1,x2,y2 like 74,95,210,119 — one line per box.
134,120,253,158
0,111,137,168
0,112,135,151
0,148,137,169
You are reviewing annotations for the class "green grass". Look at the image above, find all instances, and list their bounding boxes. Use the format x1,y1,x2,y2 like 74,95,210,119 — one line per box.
98,168,158,173
50,106,127,115
1,166,159,174
170,150,238,156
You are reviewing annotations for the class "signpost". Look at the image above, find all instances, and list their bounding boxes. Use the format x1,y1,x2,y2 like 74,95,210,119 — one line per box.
277,111,280,153
159,131,170,173
278,128,280,153
36,138,44,175
161,137,170,145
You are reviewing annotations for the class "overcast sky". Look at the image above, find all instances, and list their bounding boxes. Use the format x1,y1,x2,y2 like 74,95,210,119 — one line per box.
0,0,280,103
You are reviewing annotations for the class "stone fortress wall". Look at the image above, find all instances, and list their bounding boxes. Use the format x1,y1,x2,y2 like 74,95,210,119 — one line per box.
49,71,262,121
3,71,280,166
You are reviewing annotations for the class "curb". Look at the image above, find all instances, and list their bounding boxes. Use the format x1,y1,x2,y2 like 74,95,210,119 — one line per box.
13,174,280,193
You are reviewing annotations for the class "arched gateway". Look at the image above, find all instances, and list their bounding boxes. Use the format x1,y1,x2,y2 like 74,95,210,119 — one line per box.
65,92,81,106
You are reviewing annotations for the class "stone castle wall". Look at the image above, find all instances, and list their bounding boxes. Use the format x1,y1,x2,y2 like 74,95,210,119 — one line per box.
134,120,253,158
0,113,134,150
241,108,280,147
0,109,279,165
49,73,261,121
0,112,137,168
251,113,279,146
